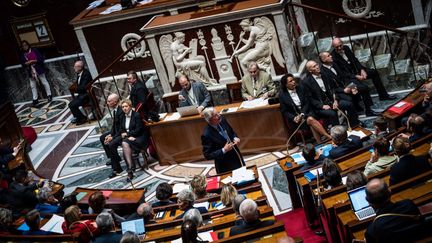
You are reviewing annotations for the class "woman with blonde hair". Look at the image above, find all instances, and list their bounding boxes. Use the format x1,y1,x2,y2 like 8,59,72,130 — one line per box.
221,184,238,206
190,175,208,199
62,205,99,243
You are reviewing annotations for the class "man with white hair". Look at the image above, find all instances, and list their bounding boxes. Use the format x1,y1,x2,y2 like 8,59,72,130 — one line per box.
240,62,276,101
201,107,244,174
183,208,203,227
229,199,274,236
175,189,208,220
69,60,93,125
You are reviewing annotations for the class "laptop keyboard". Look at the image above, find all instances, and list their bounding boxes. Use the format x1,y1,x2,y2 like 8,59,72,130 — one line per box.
356,207,376,220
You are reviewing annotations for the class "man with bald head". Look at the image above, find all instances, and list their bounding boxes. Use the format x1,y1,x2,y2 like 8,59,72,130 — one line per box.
69,60,93,125
319,51,377,117
241,62,276,100
364,179,424,242
126,203,155,224
99,93,123,178
331,37,395,101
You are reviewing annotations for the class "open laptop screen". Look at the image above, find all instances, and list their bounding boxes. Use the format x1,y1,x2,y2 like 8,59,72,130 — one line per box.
121,218,145,235
348,186,370,211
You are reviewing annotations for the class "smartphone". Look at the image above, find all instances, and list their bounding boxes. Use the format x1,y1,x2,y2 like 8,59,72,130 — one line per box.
217,231,225,239
169,209,176,217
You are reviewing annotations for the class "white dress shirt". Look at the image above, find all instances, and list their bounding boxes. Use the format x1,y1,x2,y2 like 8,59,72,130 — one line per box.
125,111,132,132
288,89,301,109
323,64,337,75
312,74,326,92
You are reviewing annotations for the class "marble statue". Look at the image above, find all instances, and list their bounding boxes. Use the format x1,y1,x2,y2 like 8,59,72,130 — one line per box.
232,17,285,73
159,32,217,86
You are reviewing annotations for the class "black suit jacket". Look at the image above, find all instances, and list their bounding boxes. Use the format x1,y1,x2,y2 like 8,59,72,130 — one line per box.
365,200,423,243
229,219,275,236
201,118,244,174
328,135,362,159
279,85,311,122
389,154,431,185
116,111,144,138
130,80,149,110
331,45,364,79
302,74,334,111
109,107,123,136
0,146,14,173
320,64,351,101
76,69,92,95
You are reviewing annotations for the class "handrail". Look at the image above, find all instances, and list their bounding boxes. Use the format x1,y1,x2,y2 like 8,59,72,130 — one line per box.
288,2,407,35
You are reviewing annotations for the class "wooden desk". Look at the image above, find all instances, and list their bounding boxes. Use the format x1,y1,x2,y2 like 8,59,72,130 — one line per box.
148,103,286,165
75,187,145,215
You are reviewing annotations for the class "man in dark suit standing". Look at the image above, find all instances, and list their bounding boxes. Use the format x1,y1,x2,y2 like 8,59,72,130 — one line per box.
365,179,426,243
302,61,339,128
127,70,149,112
69,60,93,125
319,51,378,117
331,37,396,101
99,93,124,178
178,75,212,113
201,107,244,174
328,125,362,159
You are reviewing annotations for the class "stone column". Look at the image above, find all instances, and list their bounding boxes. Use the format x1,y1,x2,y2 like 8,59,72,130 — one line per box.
74,27,98,78
145,35,172,93
272,11,298,74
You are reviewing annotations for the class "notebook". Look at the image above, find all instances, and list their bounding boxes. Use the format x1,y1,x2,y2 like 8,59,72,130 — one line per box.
176,106,199,117
348,186,376,221
121,218,145,236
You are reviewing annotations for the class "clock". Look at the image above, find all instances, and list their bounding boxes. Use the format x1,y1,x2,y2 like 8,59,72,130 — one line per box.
11,0,31,7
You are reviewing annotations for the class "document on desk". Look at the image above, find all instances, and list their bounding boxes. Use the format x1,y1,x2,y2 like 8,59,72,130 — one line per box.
172,183,189,194
348,130,367,139
232,166,254,184
194,202,210,210
159,113,167,120
240,98,268,109
164,112,181,121
41,214,64,234
99,4,122,14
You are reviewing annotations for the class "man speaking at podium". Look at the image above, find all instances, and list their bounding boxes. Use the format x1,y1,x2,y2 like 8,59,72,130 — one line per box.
201,108,245,174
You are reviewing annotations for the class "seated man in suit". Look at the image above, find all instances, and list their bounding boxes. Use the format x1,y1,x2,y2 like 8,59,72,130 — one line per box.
93,212,122,243
302,60,340,128
69,60,93,125
300,143,325,171
319,51,378,117
241,62,276,100
175,189,208,220
279,73,331,144
127,70,159,122
178,75,212,113
331,37,396,101
151,182,176,207
365,179,426,243
201,107,244,174
389,137,431,185
126,202,156,224
229,199,274,236
99,94,124,178
328,125,362,159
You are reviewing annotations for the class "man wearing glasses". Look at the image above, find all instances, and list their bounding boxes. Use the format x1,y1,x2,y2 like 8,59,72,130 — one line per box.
240,62,276,101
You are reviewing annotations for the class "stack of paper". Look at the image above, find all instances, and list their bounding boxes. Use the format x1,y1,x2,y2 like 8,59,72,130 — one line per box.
164,112,181,121
239,98,268,109
40,214,64,234
194,202,210,210
99,4,122,14
348,130,367,139
172,183,190,194
87,0,104,9
232,167,255,184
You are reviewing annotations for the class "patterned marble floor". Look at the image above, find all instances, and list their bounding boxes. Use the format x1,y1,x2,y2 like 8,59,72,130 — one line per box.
15,91,409,215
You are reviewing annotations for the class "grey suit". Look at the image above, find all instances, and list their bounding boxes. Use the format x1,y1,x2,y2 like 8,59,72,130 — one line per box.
241,70,276,100
179,81,212,108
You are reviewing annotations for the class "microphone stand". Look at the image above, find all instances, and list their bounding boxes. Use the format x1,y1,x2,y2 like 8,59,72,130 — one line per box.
335,106,352,132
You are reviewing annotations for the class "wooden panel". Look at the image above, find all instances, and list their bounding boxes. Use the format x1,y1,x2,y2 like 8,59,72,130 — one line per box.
149,103,286,165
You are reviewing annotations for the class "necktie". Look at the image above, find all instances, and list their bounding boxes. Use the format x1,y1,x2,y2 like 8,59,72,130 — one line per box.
218,125,228,141
77,74,81,84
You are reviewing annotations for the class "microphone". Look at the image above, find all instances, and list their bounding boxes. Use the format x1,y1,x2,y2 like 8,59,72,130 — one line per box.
223,129,245,167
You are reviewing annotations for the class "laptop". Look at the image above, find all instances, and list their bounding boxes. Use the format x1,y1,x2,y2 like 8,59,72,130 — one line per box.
348,186,376,221
121,218,145,236
176,105,199,117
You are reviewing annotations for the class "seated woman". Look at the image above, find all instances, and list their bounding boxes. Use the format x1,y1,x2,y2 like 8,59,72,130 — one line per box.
117,99,150,180
345,170,368,191
389,137,431,185
364,137,397,177
322,158,342,190
35,187,62,214
175,189,208,220
221,184,238,207
181,219,208,243
62,205,99,243
190,175,208,200
88,191,125,224
151,182,176,207
300,143,325,171
279,73,331,145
